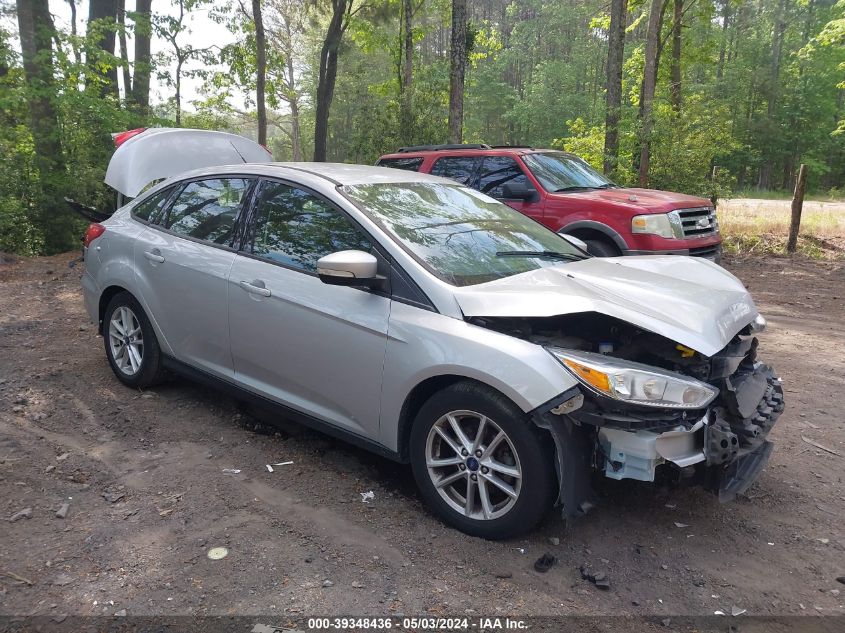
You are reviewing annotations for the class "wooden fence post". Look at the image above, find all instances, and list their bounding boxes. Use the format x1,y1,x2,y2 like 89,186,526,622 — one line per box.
787,164,807,253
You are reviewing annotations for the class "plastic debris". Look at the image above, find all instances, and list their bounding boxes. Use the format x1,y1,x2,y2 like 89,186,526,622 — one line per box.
360,491,375,503
272,461,294,466
674,522,690,528
56,503,69,519
534,553,557,573
731,606,747,616
222,469,241,474
266,465,273,472
207,547,229,560
102,491,125,503
800,436,842,457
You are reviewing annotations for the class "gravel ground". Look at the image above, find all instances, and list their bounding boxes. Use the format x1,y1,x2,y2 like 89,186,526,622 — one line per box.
0,251,843,625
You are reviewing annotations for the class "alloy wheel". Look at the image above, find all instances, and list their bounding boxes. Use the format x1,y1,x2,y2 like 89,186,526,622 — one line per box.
425,410,522,520
108,306,144,376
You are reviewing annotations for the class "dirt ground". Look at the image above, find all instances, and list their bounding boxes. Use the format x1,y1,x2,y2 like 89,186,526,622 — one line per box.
0,251,843,625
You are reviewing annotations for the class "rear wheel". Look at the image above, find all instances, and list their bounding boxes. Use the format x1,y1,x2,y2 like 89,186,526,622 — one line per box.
410,381,555,539
584,239,621,257
103,292,165,388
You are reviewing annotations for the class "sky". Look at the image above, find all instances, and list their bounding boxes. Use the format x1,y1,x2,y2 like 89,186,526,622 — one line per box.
7,0,238,108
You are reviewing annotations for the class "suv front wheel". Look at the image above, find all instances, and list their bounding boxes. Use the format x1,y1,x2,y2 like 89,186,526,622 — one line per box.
410,381,555,539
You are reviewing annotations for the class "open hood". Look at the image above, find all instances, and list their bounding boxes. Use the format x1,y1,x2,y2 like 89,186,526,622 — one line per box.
453,256,757,357
104,128,272,198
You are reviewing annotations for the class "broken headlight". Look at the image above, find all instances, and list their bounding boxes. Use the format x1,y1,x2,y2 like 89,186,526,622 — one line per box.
548,348,718,410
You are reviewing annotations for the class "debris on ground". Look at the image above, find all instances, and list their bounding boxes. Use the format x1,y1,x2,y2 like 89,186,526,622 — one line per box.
548,537,560,546
351,581,364,588
579,564,610,590
533,553,557,573
731,606,747,616
800,436,842,457
8,508,33,522
114,609,127,617
322,580,334,588
674,522,690,528
207,547,228,560
265,464,273,472
102,491,125,503
360,491,374,503
56,453,69,461
222,469,241,474
837,576,845,585
0,570,34,586
493,570,512,579
272,461,294,466
55,503,69,519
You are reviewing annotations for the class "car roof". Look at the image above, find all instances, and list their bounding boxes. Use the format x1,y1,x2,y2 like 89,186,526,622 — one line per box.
153,162,457,188
378,147,568,160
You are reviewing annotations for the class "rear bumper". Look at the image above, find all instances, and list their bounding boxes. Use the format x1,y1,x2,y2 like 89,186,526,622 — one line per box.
81,270,99,325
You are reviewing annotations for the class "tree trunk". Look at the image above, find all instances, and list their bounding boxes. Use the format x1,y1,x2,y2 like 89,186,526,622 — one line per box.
759,0,788,189
132,0,153,117
670,0,682,112
603,0,627,177
716,0,730,80
314,0,349,162
66,0,83,67
399,0,414,143
117,0,132,100
637,0,664,187
290,98,303,161
175,56,183,126
253,0,267,146
447,0,467,143
87,0,119,98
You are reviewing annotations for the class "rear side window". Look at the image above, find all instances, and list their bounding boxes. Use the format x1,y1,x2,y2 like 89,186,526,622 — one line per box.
478,156,529,198
131,186,174,225
166,178,252,245
377,157,423,172
248,180,373,273
430,157,479,185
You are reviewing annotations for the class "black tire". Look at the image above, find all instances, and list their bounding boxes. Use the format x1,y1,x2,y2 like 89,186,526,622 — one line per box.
102,291,165,389
409,381,556,539
584,239,621,257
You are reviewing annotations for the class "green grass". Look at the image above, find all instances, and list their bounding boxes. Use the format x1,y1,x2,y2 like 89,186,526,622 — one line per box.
732,188,844,202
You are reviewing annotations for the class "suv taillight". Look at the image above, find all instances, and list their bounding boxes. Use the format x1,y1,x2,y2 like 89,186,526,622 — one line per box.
83,223,106,248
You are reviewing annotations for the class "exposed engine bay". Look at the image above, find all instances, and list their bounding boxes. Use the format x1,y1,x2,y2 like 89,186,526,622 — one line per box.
469,311,785,517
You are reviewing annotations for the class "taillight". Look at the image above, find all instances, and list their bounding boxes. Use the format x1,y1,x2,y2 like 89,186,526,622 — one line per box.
83,223,106,248
111,128,146,147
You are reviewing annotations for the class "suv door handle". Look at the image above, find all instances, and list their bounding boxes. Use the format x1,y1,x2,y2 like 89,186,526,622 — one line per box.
239,280,271,297
143,250,165,263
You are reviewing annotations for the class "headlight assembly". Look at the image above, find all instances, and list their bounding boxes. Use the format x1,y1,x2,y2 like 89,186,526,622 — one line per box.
631,212,683,239
548,348,718,410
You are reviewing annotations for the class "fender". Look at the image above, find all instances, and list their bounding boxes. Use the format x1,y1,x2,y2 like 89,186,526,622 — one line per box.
559,220,629,252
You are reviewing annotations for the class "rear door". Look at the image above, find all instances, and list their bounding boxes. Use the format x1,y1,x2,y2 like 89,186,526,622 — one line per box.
133,176,254,379
227,179,390,440
476,156,544,222
430,155,481,186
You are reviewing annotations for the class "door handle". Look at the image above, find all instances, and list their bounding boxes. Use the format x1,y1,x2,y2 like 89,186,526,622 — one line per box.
239,280,271,297
143,250,165,263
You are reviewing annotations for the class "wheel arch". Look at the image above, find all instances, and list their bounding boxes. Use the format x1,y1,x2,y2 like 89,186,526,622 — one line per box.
560,221,628,252
98,285,131,334
395,374,547,463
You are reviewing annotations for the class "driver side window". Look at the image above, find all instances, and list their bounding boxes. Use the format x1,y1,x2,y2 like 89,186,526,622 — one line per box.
248,180,373,273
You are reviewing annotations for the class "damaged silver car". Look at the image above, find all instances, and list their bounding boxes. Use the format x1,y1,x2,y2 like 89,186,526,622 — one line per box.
82,133,783,539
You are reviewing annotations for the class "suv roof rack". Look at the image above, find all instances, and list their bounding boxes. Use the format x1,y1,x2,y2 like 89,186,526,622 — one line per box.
490,145,534,149
395,143,491,153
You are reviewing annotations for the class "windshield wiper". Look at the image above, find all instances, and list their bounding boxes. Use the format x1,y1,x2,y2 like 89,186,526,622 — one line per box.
495,250,584,261
552,186,596,192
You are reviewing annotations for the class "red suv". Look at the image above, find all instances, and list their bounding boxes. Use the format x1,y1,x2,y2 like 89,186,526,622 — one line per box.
376,145,721,260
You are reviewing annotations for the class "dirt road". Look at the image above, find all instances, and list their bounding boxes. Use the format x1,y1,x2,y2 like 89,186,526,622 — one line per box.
1,252,843,622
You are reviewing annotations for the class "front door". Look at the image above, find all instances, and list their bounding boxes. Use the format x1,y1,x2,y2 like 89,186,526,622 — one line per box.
477,156,545,223
227,180,390,440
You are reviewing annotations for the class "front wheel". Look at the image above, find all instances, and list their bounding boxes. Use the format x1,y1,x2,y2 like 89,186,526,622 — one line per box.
584,239,621,257
409,381,556,539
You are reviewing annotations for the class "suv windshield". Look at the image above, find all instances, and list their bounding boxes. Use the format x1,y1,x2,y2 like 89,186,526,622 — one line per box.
342,183,585,287
522,152,614,192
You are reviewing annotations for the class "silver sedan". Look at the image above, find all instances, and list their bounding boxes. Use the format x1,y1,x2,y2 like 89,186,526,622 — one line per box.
82,159,783,539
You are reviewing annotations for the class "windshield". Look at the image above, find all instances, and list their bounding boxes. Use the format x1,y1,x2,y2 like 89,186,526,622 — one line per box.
342,183,585,287
522,152,614,192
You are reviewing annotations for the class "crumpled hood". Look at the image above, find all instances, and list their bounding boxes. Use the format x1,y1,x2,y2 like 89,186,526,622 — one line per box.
454,256,757,357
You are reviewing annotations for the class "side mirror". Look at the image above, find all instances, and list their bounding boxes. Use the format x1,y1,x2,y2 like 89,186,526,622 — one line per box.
317,250,380,287
501,182,538,201
559,233,589,252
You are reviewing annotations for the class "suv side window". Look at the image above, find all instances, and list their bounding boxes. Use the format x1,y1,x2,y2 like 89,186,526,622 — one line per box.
377,157,424,172
166,178,252,245
430,156,479,185
477,156,529,198
132,186,175,225
248,180,373,274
